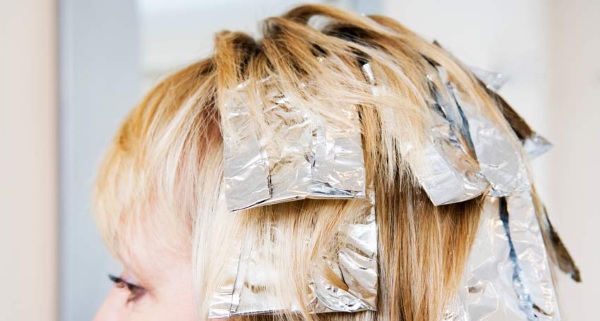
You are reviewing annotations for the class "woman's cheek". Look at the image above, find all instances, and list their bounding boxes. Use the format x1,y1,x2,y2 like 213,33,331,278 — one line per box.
93,288,158,321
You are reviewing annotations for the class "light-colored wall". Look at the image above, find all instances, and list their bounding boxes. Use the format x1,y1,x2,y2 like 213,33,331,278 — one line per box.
0,0,58,320
59,1,139,320
139,0,382,91
549,0,600,319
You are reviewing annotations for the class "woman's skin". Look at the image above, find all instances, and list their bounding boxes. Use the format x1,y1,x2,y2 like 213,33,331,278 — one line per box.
93,231,197,321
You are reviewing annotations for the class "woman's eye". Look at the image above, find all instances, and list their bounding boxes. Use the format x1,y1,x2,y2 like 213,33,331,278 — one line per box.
109,274,147,303
122,283,146,303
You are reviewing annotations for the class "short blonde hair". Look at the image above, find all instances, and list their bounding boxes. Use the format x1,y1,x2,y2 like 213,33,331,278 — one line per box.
94,4,558,321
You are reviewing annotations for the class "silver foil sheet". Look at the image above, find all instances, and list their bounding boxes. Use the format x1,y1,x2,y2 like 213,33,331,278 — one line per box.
505,192,560,320
363,61,531,205
441,69,531,198
448,196,527,321
447,196,530,320
433,40,553,159
222,81,271,211
469,66,509,92
448,194,560,321
221,77,366,212
523,134,553,159
363,63,488,206
472,73,553,160
419,66,489,205
208,194,378,318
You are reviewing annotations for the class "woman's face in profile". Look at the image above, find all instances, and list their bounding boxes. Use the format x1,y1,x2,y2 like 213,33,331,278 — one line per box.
93,232,197,321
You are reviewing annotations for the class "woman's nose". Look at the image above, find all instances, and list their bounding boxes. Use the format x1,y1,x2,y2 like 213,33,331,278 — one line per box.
93,288,127,321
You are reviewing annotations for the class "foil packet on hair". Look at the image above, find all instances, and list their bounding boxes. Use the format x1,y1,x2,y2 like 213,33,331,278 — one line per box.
505,192,561,320
363,60,533,205
445,196,528,320
363,63,488,206
433,40,553,159
468,67,553,159
485,86,553,159
208,193,378,318
221,77,366,212
469,66,509,91
447,193,561,321
444,75,531,197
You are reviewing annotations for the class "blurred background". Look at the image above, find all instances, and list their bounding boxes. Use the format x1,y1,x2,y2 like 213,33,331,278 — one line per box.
1,0,598,320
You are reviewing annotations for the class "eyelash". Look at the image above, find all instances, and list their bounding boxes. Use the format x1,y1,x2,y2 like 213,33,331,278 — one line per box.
108,274,146,303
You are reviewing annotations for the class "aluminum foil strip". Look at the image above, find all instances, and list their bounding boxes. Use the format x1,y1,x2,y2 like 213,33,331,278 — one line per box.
447,196,533,321
362,63,487,206
364,60,533,204
432,40,552,159
473,76,553,160
222,81,271,212
418,66,491,205
465,65,576,285
505,192,561,320
500,196,539,320
221,77,366,212
444,76,531,197
429,66,476,154
469,66,509,92
208,195,378,318
308,196,378,313
522,135,553,159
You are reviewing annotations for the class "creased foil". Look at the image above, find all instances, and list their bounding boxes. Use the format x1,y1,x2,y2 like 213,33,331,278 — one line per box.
447,196,530,320
432,40,553,159
364,61,532,205
208,193,377,318
441,69,531,197
363,63,488,206
222,81,271,211
469,66,509,91
222,77,366,212
308,198,378,313
505,192,560,320
475,77,553,160
448,194,560,321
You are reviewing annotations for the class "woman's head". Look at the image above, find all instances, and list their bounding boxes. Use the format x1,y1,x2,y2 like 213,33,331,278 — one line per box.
93,4,559,321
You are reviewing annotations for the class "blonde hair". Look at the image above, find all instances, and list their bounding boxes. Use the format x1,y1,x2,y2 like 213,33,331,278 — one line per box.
94,4,556,321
